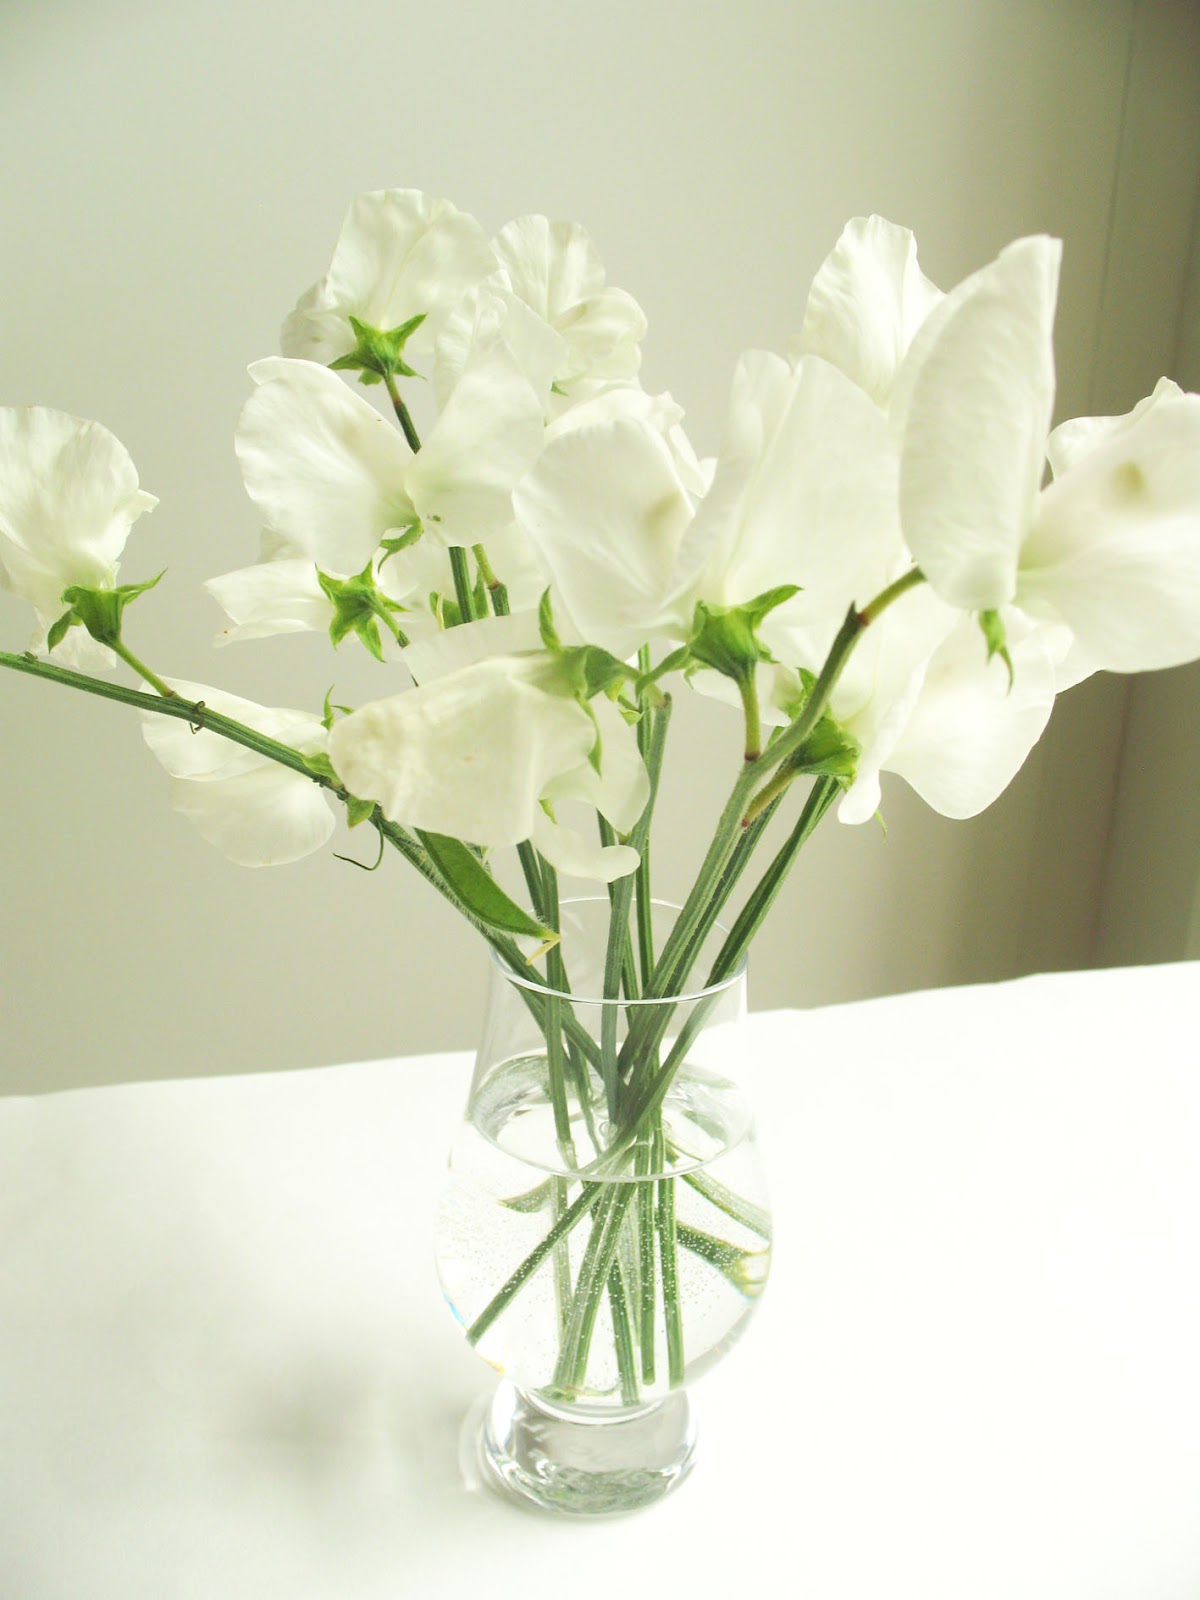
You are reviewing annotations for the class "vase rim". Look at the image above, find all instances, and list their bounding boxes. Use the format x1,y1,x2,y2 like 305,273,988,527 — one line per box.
491,894,748,1006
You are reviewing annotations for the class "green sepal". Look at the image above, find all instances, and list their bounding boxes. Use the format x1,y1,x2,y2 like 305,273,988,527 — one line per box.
344,795,376,829
978,608,1014,690
416,830,558,949
59,571,166,648
317,563,409,660
302,751,339,783
687,584,800,685
537,588,561,651
46,610,78,652
328,313,427,385
321,686,354,731
785,715,860,778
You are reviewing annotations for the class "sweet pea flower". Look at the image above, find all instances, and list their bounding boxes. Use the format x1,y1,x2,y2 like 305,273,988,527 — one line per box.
791,214,943,408
512,386,708,659
0,406,157,668
281,189,497,368
493,215,647,392
329,649,648,881
141,682,336,867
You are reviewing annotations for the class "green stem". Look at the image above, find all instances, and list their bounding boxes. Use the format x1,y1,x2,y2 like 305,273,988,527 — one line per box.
607,1255,640,1405
111,639,176,699
472,544,510,617
383,371,421,453
467,1182,600,1346
448,546,475,623
657,1164,684,1386
552,1184,636,1394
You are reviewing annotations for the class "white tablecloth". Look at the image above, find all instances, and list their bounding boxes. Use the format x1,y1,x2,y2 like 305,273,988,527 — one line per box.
2,962,1198,1599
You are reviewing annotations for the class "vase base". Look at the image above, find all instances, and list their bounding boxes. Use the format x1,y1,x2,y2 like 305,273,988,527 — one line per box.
475,1380,697,1516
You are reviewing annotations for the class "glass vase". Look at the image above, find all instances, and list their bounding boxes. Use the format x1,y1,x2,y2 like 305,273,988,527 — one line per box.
436,898,771,1516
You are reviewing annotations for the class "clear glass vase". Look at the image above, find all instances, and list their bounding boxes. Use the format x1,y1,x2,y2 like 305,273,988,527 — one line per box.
436,898,771,1516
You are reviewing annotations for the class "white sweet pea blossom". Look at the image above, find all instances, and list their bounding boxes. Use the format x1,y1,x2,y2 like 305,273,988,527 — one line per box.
791,215,943,407
328,653,648,880
493,215,647,391
846,610,1059,823
236,357,416,574
281,189,496,367
893,234,1062,613
683,349,907,668
0,406,157,668
1018,381,1200,672
512,388,703,658
433,276,566,412
141,682,335,867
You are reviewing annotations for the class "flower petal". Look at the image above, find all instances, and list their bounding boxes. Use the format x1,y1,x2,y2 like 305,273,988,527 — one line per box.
141,681,334,866
513,410,696,658
328,656,596,848
281,189,495,366
1020,387,1200,671
405,342,545,548
237,358,414,572
792,215,942,406
0,406,156,658
894,236,1061,610
205,557,332,644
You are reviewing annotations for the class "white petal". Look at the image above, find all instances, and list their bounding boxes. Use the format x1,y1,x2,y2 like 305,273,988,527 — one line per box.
406,342,545,548
141,680,334,866
205,558,332,644
493,215,646,386
0,407,156,651
1020,388,1200,671
513,413,696,658
531,806,640,882
1045,378,1184,478
883,614,1057,818
543,695,650,834
237,359,414,572
401,610,542,684
792,215,942,406
894,236,1061,610
433,276,565,410
328,656,595,848
167,763,336,868
281,189,495,365
686,352,904,628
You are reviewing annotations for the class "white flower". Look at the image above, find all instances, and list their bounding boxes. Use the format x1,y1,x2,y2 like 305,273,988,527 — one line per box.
1018,381,1200,672
512,388,701,658
683,349,906,670
281,189,496,368
791,215,943,407
141,682,336,867
0,406,156,667
893,235,1062,613
493,215,647,391
235,358,416,574
839,609,1059,823
328,652,648,880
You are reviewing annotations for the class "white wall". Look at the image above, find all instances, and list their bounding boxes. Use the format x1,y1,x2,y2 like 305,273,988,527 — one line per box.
1,0,1196,1093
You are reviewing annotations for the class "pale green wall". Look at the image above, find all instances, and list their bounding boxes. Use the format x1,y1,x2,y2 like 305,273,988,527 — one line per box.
1,0,1196,1093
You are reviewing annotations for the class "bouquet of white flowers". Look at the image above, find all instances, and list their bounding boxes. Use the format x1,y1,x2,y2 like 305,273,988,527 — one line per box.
3,190,1199,1513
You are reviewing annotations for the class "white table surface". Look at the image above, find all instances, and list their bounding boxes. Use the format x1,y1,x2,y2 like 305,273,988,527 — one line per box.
2,962,1199,1600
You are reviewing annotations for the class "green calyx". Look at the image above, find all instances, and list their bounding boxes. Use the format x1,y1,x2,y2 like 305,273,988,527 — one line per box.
51,571,166,651
686,585,800,687
317,563,409,660
328,313,427,386
537,591,633,771
978,608,1015,690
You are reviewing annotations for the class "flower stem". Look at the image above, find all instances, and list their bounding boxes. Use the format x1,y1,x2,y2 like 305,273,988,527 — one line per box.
467,1182,600,1347
383,371,421,453
111,639,176,699
448,546,476,623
